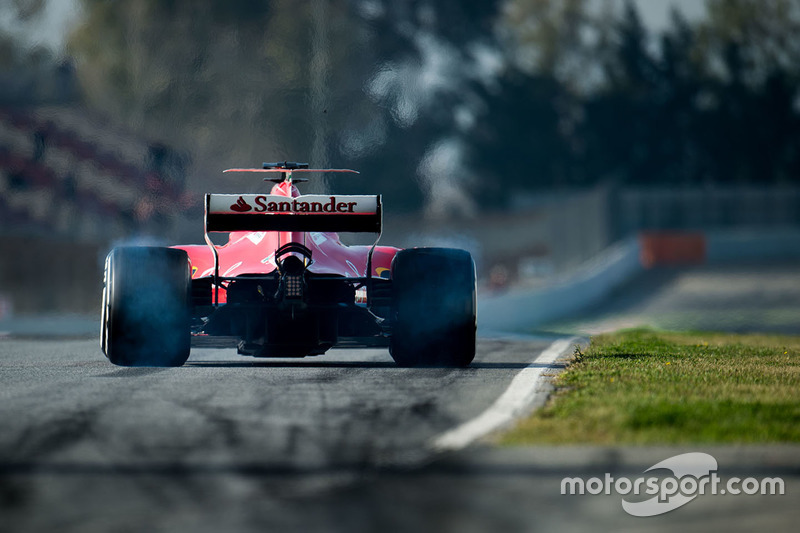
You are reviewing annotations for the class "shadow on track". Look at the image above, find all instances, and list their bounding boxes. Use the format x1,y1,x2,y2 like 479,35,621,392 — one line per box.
182,361,541,369
95,368,172,378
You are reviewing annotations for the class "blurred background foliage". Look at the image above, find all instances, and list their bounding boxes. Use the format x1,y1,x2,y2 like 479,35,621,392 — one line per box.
3,0,800,218
3,0,800,314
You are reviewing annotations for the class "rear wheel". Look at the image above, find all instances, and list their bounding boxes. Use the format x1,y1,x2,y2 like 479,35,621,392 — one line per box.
101,247,191,366
390,248,476,367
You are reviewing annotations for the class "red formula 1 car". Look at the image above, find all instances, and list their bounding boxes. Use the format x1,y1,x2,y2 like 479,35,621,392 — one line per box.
101,162,476,367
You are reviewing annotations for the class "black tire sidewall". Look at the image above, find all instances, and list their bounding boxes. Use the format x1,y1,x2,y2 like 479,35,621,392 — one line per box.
103,247,190,366
390,248,476,367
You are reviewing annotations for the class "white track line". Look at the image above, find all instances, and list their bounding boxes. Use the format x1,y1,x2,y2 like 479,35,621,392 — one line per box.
433,337,576,451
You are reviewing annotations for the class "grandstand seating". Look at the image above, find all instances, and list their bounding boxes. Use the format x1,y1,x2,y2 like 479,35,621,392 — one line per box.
0,105,191,241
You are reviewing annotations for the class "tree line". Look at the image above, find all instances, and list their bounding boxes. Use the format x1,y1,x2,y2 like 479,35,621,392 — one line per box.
30,0,800,214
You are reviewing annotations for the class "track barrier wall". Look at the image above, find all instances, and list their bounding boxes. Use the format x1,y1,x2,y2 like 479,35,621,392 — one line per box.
478,228,800,332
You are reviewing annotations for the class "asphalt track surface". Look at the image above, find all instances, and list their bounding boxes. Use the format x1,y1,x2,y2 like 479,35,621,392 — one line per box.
1,336,572,532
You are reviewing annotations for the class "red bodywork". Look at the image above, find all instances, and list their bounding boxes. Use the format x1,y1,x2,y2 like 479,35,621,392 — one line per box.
173,179,399,303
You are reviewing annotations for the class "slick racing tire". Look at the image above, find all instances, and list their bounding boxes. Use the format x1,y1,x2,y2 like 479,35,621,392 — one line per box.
390,248,476,367
101,246,191,367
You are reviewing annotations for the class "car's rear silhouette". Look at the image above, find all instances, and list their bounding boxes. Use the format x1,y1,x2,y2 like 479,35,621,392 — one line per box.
101,162,476,367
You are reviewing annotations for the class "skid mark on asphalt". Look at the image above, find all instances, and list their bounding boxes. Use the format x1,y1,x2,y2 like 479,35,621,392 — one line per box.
432,337,576,451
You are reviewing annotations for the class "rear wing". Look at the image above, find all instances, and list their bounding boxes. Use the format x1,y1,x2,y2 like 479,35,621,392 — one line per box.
205,194,382,233
202,193,383,307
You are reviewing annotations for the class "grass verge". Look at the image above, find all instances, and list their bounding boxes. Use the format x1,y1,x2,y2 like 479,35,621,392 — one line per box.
501,329,800,444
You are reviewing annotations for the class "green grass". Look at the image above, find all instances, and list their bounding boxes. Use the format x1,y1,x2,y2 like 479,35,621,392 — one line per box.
501,329,800,444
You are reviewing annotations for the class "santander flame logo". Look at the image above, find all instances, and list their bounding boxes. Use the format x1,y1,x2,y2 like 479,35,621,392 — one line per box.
230,196,252,212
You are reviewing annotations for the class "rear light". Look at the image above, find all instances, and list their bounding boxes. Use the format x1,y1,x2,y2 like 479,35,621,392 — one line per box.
277,253,307,302
284,274,304,299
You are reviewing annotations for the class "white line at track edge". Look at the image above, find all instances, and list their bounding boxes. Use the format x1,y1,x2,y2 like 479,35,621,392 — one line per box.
432,337,577,451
